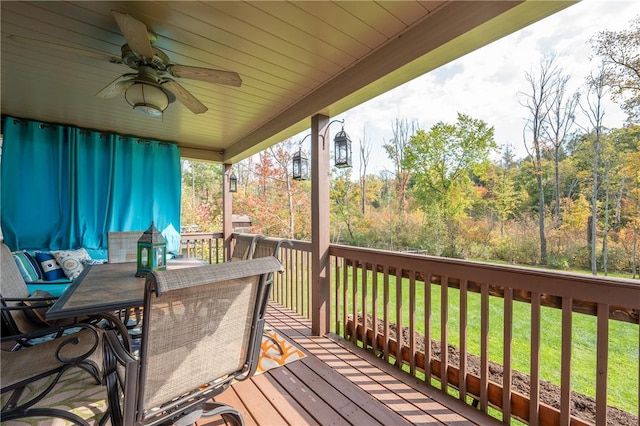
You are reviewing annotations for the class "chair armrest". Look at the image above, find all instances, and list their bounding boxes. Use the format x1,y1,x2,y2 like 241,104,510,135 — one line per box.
103,329,138,426
2,295,58,303
103,329,136,364
0,322,99,351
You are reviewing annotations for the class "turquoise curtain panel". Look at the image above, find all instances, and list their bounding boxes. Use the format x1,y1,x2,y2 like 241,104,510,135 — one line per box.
1,117,181,253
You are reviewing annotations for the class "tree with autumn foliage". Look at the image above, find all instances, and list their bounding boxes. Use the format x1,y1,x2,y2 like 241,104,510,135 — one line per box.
403,113,496,257
233,139,311,240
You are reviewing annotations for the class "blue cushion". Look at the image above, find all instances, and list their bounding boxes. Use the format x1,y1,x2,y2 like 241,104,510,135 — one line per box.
12,250,42,282
34,252,66,281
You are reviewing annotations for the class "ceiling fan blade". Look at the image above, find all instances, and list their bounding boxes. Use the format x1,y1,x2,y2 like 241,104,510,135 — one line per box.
96,75,134,98
169,64,242,87
7,34,120,63
162,80,208,114
111,11,154,60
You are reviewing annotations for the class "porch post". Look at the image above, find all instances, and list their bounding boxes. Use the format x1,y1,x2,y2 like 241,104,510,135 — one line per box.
311,114,330,336
223,163,233,261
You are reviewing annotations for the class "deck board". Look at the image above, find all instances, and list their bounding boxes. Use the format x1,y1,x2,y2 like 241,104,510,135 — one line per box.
200,302,501,426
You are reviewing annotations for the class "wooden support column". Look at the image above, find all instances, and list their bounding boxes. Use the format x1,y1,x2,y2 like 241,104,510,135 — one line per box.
223,164,233,261
311,114,330,336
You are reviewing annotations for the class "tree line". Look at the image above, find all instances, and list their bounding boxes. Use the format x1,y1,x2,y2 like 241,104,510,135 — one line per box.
181,17,640,277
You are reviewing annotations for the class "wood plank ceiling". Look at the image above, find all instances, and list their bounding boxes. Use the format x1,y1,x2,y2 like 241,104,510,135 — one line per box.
1,1,575,163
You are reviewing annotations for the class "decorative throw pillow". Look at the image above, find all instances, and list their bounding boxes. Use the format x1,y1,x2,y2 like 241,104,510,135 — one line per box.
52,248,91,280
35,251,66,281
12,251,42,282
22,289,56,327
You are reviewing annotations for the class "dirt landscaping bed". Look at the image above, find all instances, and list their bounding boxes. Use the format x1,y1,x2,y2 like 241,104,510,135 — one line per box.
352,314,637,426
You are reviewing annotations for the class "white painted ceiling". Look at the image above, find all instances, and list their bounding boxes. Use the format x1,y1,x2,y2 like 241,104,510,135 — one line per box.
1,1,574,163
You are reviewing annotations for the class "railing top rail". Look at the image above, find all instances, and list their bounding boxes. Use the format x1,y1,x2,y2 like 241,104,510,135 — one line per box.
180,232,223,239
328,243,640,311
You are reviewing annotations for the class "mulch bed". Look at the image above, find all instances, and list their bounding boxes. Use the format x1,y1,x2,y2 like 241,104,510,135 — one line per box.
353,314,637,426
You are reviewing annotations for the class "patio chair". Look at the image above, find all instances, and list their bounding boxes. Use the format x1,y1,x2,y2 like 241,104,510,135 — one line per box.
1,242,129,350
228,233,260,261
107,231,143,264
250,237,293,354
251,236,293,260
107,231,145,330
1,323,104,424
103,256,283,426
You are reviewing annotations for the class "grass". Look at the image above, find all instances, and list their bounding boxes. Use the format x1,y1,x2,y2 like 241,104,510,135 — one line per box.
332,268,640,415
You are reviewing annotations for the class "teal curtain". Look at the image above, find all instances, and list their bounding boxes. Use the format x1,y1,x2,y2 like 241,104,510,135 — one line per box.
1,117,181,252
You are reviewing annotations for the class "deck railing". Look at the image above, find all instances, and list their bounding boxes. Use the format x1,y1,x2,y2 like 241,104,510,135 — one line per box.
179,232,225,263
329,244,639,426
187,233,640,425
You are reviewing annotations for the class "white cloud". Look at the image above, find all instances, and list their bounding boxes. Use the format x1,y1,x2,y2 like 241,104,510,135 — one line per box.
339,0,639,174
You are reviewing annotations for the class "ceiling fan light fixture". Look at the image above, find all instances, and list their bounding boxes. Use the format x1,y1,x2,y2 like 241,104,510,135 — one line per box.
125,82,169,117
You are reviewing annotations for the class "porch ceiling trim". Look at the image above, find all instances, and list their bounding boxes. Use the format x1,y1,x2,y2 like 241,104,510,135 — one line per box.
221,0,575,164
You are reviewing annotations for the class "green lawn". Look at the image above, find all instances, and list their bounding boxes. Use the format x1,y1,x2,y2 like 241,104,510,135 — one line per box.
332,269,639,415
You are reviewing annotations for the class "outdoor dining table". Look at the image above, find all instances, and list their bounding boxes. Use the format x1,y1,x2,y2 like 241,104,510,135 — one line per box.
45,258,206,321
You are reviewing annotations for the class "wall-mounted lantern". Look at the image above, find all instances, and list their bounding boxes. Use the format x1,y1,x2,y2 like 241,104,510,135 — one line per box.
229,171,238,193
291,119,352,180
292,143,310,181
333,126,352,168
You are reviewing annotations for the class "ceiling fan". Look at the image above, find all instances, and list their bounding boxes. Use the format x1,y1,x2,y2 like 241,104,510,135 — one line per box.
9,10,242,117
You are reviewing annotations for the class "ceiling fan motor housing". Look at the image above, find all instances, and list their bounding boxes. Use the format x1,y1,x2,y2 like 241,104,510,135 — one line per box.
121,44,171,73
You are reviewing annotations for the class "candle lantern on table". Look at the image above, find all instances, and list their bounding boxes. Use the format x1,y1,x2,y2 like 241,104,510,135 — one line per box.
136,222,167,277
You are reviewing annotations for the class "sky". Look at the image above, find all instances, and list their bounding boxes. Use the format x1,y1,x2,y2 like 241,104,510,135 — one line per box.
324,0,639,175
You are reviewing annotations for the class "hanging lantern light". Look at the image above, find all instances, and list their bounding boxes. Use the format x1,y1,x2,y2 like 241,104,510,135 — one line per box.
229,171,238,193
292,148,309,181
333,127,352,168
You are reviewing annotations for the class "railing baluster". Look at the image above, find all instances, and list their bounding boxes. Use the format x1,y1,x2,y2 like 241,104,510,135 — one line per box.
293,248,298,311
596,302,608,425
383,265,390,363
480,282,489,412
372,262,379,356
560,297,573,425
395,270,403,368
460,278,468,403
503,287,513,423
306,249,311,318
441,275,449,392
409,270,416,376
352,258,358,344
425,272,432,385
343,257,349,341
530,291,541,425
334,255,340,334
362,261,368,350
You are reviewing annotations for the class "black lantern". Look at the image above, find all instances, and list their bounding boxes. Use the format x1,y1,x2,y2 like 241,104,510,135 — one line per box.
334,128,352,168
292,148,309,181
229,171,238,193
136,222,167,277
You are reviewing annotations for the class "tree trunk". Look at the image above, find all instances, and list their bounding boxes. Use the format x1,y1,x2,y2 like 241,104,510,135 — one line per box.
591,145,599,275
537,164,547,265
602,168,610,275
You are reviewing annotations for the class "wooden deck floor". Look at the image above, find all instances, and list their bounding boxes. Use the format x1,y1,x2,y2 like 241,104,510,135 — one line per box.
200,302,501,426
